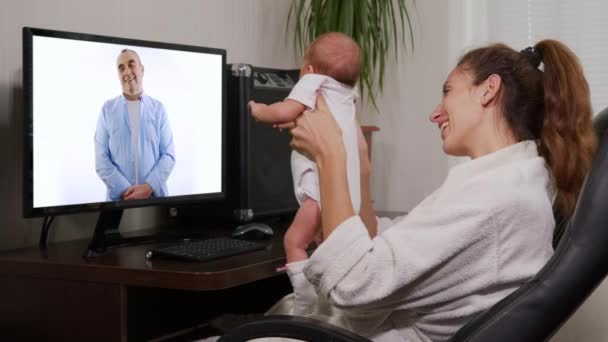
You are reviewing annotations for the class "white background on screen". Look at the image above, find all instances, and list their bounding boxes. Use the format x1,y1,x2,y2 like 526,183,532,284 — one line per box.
32,35,222,207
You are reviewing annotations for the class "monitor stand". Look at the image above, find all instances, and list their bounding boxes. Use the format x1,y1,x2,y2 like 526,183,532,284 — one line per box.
82,210,165,258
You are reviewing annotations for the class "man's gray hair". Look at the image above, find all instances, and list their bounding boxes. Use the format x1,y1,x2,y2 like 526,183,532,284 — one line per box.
119,49,142,63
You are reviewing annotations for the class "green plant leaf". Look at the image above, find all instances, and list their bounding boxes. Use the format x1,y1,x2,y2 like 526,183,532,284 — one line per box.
287,0,415,112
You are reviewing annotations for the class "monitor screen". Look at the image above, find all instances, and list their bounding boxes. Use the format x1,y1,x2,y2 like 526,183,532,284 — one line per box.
23,27,226,217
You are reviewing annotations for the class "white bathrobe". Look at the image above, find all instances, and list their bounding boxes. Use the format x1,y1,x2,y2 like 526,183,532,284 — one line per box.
274,140,555,342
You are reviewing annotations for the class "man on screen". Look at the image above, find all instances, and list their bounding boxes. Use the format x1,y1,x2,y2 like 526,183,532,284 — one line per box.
94,49,175,201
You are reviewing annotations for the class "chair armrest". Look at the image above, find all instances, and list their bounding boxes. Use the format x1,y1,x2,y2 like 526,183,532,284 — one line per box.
217,315,372,342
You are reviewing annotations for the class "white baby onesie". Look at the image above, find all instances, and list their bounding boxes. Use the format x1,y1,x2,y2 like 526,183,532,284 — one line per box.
286,74,360,213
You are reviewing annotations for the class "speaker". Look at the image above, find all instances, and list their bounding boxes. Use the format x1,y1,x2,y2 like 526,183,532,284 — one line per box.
227,64,300,222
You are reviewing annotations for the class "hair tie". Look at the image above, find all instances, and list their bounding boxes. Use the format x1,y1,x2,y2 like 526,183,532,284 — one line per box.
520,47,543,69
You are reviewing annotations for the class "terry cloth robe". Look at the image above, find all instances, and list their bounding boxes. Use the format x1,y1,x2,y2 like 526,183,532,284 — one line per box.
274,140,555,342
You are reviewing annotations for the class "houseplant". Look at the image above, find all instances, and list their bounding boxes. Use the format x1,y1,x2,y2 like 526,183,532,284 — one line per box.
288,0,416,110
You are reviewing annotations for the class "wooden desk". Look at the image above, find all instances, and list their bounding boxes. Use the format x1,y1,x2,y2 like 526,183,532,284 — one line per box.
0,224,293,341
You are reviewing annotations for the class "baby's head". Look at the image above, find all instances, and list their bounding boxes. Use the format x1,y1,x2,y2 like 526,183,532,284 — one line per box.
302,32,361,87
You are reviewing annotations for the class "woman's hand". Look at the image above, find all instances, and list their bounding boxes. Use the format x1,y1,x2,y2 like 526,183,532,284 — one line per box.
289,95,345,166
273,122,295,131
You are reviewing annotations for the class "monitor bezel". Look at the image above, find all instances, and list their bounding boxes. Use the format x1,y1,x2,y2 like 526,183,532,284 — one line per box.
22,27,227,218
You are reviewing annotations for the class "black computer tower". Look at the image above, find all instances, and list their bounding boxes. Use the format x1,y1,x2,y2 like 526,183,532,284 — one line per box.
170,64,300,225
226,64,300,222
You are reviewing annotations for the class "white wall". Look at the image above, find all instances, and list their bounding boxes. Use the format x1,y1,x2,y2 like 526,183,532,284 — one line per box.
0,0,450,249
1,0,601,339
360,0,449,212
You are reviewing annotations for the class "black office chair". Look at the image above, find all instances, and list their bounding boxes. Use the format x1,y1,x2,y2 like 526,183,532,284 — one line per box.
218,109,608,342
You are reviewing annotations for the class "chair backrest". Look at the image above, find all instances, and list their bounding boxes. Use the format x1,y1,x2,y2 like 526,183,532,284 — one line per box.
450,110,608,342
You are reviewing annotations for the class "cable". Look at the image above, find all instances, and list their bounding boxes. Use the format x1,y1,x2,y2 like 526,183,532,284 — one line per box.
39,215,56,249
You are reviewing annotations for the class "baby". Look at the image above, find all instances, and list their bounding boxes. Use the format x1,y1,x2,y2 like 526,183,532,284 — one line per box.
249,32,361,253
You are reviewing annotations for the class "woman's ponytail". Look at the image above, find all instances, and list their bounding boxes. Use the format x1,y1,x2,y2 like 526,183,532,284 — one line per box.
535,39,597,217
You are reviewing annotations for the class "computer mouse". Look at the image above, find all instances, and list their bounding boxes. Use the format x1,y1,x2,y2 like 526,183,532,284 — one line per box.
232,222,274,240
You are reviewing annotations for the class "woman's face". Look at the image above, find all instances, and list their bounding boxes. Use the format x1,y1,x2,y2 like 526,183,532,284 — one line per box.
430,67,486,157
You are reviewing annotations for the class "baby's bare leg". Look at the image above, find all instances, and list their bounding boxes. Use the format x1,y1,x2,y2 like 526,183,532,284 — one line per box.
284,198,321,263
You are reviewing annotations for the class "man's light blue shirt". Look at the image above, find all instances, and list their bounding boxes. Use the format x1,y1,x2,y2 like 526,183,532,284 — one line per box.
94,93,176,201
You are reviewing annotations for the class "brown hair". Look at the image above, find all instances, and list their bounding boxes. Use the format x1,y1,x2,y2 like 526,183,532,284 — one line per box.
306,32,361,87
458,40,597,218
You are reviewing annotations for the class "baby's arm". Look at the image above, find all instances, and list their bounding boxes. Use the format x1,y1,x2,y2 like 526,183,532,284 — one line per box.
249,99,306,124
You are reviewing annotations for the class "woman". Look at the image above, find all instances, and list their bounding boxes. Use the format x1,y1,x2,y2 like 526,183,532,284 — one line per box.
278,39,597,341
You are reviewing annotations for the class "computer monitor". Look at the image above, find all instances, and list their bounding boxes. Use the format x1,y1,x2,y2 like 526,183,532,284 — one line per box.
22,27,226,222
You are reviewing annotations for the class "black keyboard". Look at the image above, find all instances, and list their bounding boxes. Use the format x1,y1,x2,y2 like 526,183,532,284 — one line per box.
145,238,266,262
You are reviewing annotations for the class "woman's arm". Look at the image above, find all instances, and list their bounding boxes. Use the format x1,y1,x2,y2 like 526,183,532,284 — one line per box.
290,95,355,239
356,124,378,238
